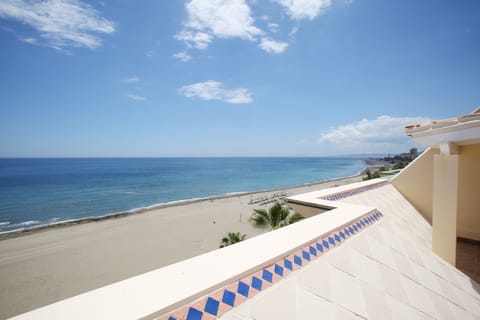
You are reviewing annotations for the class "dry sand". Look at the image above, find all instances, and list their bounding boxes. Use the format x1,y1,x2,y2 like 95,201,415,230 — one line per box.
0,175,362,319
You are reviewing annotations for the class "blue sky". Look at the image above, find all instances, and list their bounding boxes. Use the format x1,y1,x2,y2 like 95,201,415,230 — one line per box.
0,0,479,157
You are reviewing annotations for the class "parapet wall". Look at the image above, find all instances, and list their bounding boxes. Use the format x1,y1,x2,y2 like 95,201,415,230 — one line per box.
391,148,438,223
457,143,480,241
392,144,480,241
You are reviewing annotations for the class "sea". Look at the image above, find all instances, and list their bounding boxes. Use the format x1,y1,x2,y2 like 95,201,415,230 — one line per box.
0,157,365,233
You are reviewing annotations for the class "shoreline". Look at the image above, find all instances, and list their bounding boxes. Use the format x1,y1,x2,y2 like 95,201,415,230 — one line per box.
0,173,364,240
0,173,365,318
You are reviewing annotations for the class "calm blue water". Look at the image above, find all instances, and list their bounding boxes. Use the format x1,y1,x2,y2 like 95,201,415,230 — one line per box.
0,158,365,233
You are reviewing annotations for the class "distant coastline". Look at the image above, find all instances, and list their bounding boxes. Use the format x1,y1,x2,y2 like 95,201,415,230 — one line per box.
0,171,364,240
0,157,367,235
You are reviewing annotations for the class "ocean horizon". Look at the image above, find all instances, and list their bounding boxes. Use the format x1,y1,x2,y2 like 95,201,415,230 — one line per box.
0,157,366,233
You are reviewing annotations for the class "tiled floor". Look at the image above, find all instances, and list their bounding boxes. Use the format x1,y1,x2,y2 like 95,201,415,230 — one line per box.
457,239,480,284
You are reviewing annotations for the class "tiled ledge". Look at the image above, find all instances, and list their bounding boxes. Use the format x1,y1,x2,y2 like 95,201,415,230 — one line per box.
286,178,389,206
10,181,385,320
157,210,383,320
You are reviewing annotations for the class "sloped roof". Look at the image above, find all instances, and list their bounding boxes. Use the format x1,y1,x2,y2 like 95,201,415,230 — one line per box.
219,183,480,320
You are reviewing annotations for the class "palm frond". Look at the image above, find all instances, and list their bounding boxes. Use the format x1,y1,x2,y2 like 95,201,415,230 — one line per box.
269,203,282,228
249,209,270,228
288,212,304,225
219,232,247,248
249,202,303,231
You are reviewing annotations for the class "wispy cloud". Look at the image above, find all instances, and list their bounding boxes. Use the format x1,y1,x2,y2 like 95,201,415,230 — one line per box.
267,23,280,33
317,115,431,154
175,30,212,50
259,38,288,54
176,0,262,50
124,93,146,101
20,37,37,44
172,51,192,62
123,76,141,83
0,0,115,50
273,0,332,20
180,80,252,104
145,50,155,57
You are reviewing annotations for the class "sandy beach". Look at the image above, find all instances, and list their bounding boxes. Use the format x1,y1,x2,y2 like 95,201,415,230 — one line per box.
0,175,362,319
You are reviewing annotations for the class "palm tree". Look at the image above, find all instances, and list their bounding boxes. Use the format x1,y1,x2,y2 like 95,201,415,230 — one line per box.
249,202,304,230
220,232,247,248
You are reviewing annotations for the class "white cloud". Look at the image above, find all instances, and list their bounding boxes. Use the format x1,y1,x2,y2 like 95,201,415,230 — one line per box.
317,115,431,153
289,26,299,38
172,51,192,62
267,22,279,33
0,0,115,50
176,0,262,50
21,36,37,44
175,30,212,50
259,38,288,53
145,50,155,57
274,0,332,20
180,80,252,104
124,93,146,101
123,76,141,83
259,15,270,21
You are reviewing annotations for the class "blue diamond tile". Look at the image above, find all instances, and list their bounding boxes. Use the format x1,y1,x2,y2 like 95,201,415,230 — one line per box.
354,225,359,232
262,269,273,283
222,290,236,307
349,226,355,234
328,237,335,246
237,281,250,297
356,222,362,229
168,317,176,320
186,307,203,320
316,242,324,252
302,250,310,261
251,276,263,291
309,245,317,256
284,258,293,270
323,239,329,249
344,228,350,236
294,255,302,266
340,231,345,239
204,297,220,316
334,234,341,243
274,264,284,276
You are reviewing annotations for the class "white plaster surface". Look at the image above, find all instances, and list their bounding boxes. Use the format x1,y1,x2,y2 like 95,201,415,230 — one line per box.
219,183,480,320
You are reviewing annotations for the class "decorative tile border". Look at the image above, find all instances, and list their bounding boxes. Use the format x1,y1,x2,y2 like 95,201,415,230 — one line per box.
156,210,384,320
321,180,390,201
